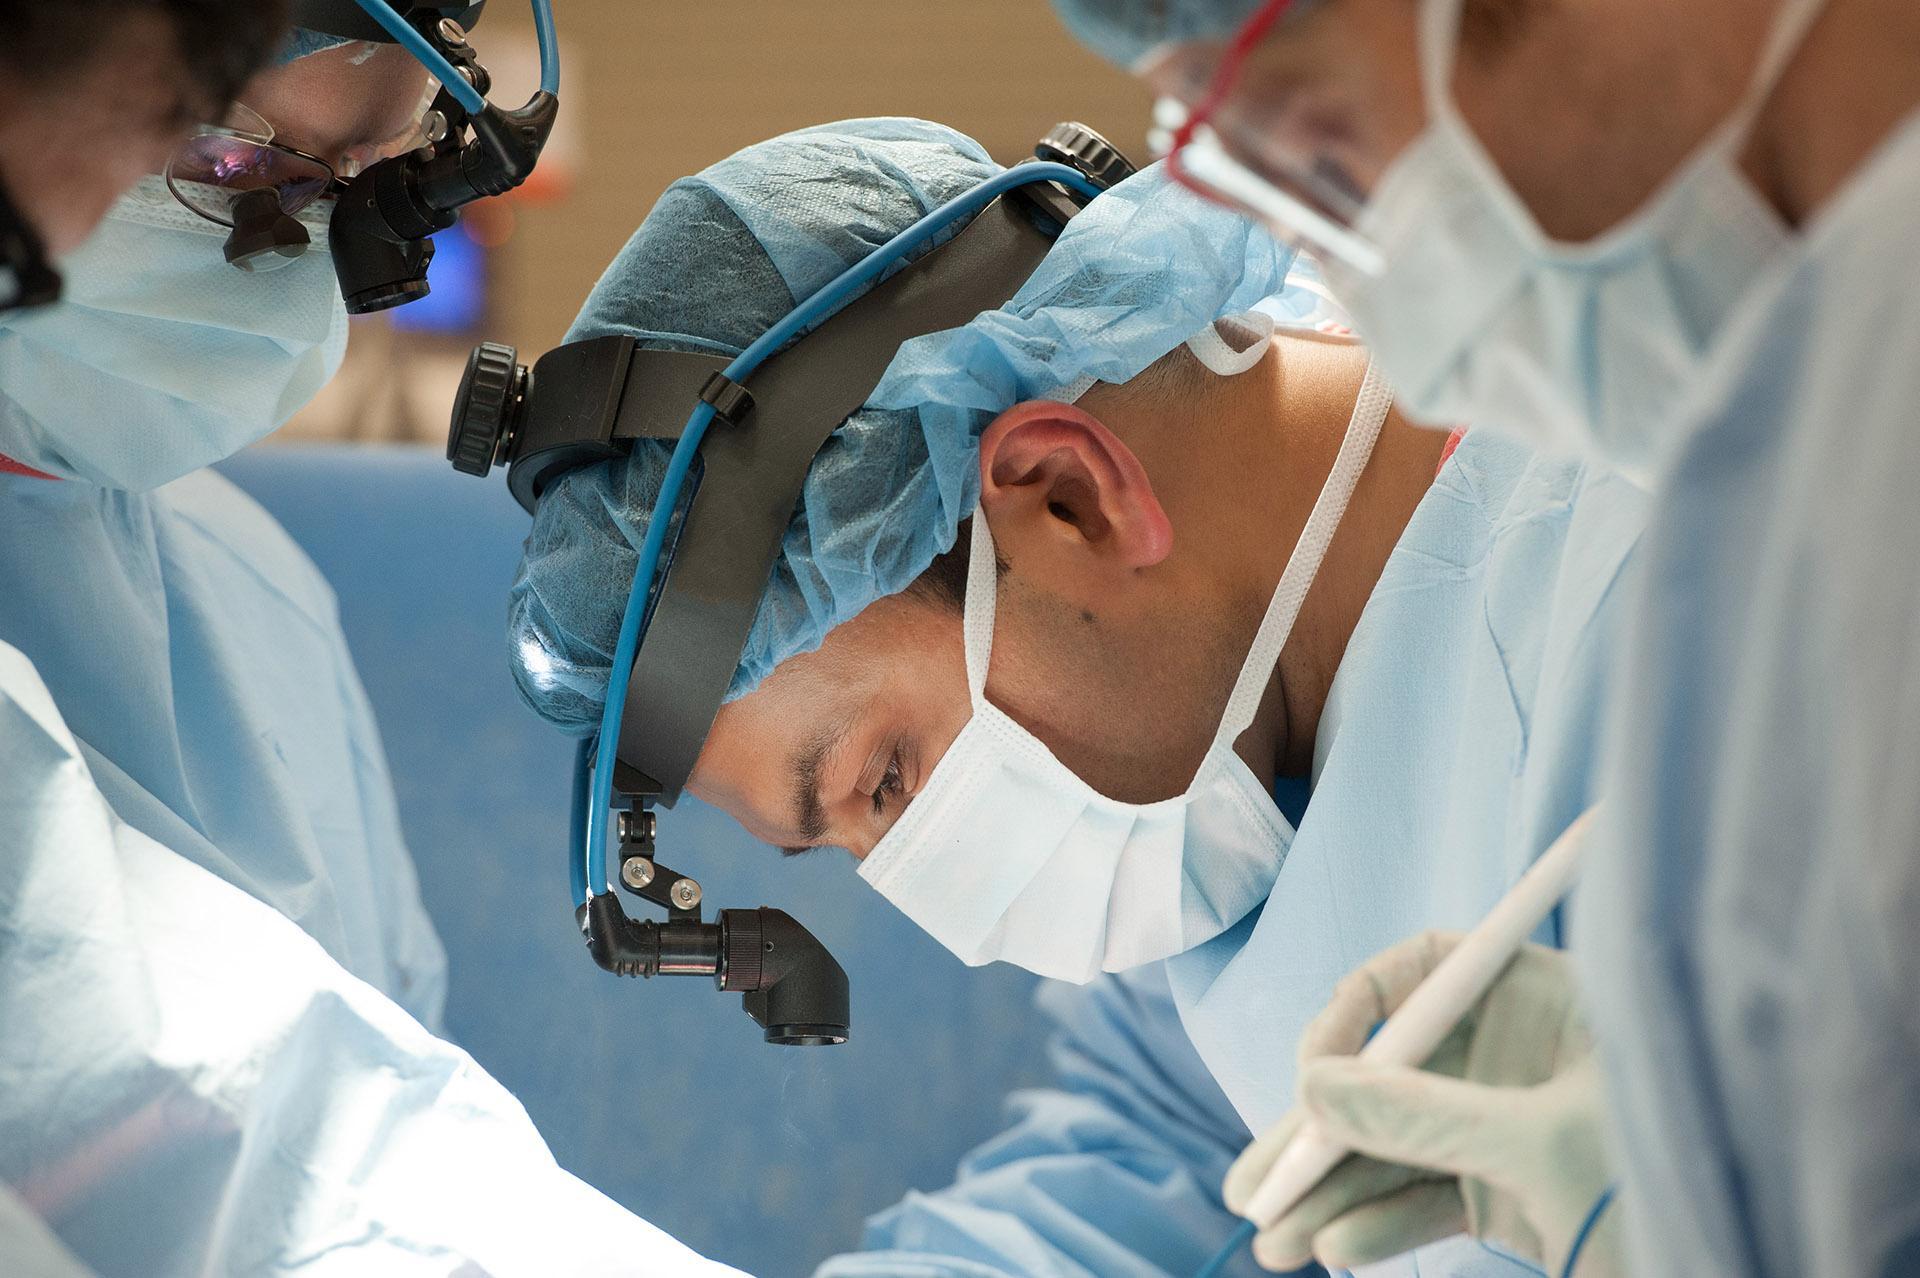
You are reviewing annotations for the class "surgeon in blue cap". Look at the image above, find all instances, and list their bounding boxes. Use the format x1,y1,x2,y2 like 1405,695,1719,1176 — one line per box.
0,18,749,1276
508,115,1649,1278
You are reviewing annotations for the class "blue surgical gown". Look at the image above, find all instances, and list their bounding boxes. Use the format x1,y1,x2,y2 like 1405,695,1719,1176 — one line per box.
0,467,445,1023
0,640,745,1277
821,429,1649,1277
1576,110,1920,1277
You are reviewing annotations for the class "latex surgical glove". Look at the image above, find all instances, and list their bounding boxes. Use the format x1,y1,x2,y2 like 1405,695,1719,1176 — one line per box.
1223,931,1626,1276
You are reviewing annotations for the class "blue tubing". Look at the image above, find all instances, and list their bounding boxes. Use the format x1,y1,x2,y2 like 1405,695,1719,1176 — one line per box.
532,0,559,94
1560,1185,1617,1278
570,737,592,907
1197,1220,1258,1278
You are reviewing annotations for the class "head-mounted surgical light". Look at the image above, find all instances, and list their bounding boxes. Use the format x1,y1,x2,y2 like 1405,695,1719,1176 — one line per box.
231,0,560,312
445,123,1136,1046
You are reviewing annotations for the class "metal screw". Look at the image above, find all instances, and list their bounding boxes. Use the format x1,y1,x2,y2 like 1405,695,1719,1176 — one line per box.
436,18,468,45
620,857,656,891
421,110,449,144
670,878,703,910
616,811,632,843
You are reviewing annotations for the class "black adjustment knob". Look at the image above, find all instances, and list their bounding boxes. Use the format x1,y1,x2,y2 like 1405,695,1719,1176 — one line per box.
1036,122,1137,191
718,909,763,992
447,341,522,476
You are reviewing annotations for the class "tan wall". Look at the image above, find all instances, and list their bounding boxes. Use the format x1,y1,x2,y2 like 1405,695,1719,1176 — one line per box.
283,0,1153,444
500,0,1153,351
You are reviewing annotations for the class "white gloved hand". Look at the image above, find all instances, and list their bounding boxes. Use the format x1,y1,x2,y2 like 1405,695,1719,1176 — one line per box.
1223,931,1625,1276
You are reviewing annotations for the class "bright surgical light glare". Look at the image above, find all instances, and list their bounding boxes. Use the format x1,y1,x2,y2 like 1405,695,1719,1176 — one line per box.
516,636,556,688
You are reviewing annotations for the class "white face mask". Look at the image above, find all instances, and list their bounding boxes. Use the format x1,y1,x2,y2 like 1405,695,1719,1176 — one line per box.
858,346,1393,984
0,175,347,491
1326,0,1823,482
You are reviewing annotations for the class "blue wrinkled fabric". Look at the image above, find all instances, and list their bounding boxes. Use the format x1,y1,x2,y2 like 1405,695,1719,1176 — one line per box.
817,966,1273,1278
1050,0,1264,71
0,469,447,1025
0,642,746,1277
507,117,1293,734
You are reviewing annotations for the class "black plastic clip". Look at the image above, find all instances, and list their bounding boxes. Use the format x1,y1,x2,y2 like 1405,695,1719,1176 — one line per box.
699,371,755,425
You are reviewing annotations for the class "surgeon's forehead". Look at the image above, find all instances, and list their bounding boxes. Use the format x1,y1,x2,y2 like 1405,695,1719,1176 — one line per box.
244,42,431,162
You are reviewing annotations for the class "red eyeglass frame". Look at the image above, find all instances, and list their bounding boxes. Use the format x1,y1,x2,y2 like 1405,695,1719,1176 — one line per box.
1165,0,1299,202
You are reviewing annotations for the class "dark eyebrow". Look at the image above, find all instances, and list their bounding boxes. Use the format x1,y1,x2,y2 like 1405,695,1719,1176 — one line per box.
781,729,837,857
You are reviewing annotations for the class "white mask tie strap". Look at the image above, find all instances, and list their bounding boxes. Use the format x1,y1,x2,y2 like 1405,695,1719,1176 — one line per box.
962,508,1000,704
1216,358,1392,746
1187,311,1277,376
1723,0,1828,140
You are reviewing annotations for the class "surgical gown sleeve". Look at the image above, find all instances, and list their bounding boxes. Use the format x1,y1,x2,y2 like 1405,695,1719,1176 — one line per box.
814,964,1269,1278
0,643,743,1278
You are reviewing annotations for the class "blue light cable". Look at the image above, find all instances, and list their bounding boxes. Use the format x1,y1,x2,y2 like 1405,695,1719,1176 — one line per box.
568,736,592,907
1560,1184,1617,1278
531,0,559,94
1197,1220,1257,1278
1197,1021,1386,1278
1195,1220,1348,1278
577,162,1105,905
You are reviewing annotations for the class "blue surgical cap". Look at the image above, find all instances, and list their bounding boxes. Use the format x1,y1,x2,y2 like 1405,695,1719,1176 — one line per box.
1050,0,1266,70
277,28,356,64
507,117,1293,735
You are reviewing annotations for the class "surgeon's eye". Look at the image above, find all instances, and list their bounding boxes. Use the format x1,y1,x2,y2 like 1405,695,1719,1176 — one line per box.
871,751,904,816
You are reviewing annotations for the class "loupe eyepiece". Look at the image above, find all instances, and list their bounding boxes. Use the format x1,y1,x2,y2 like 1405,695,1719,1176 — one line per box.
328,151,448,313
723,908,850,1046
326,72,557,312
577,892,848,1046
223,188,311,272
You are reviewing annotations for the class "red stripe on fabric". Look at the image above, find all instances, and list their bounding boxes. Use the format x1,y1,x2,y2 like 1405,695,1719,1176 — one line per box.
1437,428,1468,474
0,453,60,481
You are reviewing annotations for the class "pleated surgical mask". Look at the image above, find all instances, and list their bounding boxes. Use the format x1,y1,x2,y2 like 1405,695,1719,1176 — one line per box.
0,175,347,491
859,351,1392,983
1326,0,1822,482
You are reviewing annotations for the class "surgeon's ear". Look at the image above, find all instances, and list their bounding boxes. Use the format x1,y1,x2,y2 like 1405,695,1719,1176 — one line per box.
977,399,1172,570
